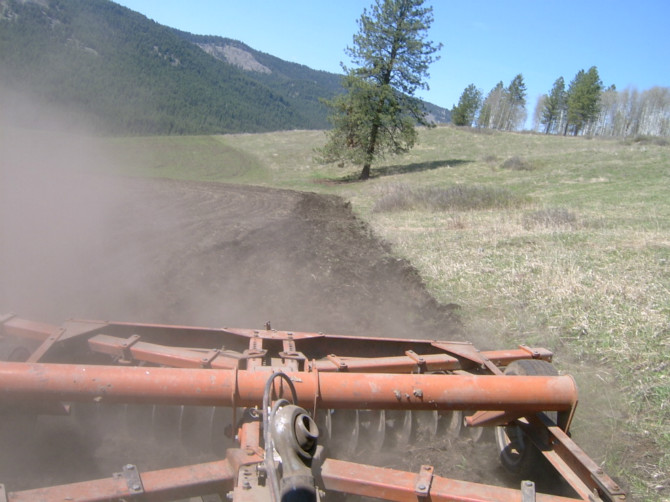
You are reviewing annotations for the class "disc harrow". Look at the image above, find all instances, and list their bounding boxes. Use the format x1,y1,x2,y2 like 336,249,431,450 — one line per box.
0,314,626,501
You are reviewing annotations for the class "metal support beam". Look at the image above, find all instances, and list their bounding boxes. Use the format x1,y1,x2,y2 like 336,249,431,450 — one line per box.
0,362,578,415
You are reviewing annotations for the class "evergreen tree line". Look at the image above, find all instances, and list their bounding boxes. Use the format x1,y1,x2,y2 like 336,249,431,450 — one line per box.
452,66,670,137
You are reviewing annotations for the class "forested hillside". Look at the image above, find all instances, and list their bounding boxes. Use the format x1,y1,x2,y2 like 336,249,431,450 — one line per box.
0,0,449,134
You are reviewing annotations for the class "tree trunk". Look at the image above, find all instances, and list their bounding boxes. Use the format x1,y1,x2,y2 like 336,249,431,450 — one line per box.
360,163,371,180
360,120,380,180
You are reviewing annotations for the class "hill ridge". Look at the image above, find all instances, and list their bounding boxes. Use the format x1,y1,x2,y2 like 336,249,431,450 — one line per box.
0,0,449,134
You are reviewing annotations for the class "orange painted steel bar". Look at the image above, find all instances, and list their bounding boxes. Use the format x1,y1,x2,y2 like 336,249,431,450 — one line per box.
87,334,241,369
0,315,63,342
0,362,578,412
310,347,551,373
7,455,589,502
320,458,584,502
7,458,241,502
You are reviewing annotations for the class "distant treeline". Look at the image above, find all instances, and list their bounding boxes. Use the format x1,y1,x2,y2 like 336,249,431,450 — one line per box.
451,67,669,137
535,83,670,138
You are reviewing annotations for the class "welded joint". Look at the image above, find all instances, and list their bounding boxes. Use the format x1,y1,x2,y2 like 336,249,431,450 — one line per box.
521,480,536,502
415,465,433,498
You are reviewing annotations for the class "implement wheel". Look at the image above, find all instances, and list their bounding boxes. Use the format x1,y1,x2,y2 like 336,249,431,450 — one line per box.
495,359,558,477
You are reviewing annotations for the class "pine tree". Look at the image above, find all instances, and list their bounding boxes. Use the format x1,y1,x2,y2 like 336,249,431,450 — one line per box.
566,66,603,135
504,74,527,130
540,77,567,134
320,0,441,180
451,84,482,126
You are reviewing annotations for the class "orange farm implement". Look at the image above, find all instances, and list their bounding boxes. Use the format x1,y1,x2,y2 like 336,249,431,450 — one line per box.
0,314,625,501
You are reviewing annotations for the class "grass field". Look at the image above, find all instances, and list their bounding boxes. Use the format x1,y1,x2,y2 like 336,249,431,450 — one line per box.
101,126,669,500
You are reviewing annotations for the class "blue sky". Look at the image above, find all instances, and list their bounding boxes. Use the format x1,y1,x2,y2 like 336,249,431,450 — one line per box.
114,0,670,126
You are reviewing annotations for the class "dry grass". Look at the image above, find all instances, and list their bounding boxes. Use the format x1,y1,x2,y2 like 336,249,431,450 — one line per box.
371,183,527,213
500,155,536,171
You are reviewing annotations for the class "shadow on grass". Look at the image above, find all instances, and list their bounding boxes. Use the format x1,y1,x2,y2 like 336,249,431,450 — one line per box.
323,159,471,184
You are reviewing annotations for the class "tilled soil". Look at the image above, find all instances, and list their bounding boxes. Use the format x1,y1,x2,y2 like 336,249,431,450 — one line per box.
3,176,461,336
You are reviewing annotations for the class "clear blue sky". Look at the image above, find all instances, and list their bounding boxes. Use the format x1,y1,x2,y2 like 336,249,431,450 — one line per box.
114,0,670,127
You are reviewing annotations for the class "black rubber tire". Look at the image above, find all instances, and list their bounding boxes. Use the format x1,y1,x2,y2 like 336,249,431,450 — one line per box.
494,359,558,477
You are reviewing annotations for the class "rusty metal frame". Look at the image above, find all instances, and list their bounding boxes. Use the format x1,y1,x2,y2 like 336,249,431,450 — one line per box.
0,315,625,502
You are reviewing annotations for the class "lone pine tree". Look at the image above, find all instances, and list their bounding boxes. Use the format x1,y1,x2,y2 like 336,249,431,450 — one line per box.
320,0,441,180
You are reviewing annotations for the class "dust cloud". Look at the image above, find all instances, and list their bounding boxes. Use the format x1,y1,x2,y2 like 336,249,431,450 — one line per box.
1,87,461,335
1,87,469,494
1,89,156,323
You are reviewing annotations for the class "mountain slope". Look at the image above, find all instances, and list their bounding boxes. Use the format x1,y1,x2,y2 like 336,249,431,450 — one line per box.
0,0,449,134
173,32,345,130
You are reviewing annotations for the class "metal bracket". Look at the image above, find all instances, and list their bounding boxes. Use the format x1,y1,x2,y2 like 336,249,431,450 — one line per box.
120,334,141,362
432,341,503,375
521,480,536,501
27,327,66,363
280,338,307,364
405,350,427,372
199,348,220,368
519,344,553,361
415,465,433,498
122,464,144,495
327,353,348,371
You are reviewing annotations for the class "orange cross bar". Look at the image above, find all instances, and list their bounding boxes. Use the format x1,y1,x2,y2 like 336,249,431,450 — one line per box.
0,362,577,413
